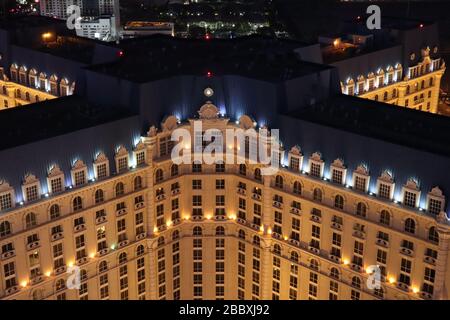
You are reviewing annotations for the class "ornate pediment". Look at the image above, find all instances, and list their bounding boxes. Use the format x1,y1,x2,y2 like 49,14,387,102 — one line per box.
134,141,146,151
147,125,158,137
379,169,393,183
115,146,128,157
94,152,108,164
198,101,219,120
331,158,345,169
238,115,255,130
429,186,444,198
161,115,179,132
48,164,63,177
23,173,38,185
354,164,369,176
289,145,302,156
310,152,322,162
0,180,12,192
405,178,419,191
72,159,86,170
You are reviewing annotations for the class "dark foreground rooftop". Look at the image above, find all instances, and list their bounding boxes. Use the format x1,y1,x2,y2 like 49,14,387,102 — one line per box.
286,94,450,157
0,96,136,151
88,35,329,82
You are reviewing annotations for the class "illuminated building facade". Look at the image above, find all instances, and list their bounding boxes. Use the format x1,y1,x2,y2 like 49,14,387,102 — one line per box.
322,19,446,113
0,16,449,301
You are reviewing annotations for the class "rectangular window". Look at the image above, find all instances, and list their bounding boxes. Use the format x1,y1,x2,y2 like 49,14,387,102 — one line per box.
96,163,107,179
404,191,417,208
310,163,321,177
355,176,366,192
0,193,12,210
379,183,391,199
332,169,343,184
74,171,86,186
118,157,128,173
26,185,38,202
50,177,63,193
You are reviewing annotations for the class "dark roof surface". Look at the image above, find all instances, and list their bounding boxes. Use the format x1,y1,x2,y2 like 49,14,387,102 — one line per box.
286,94,450,157
88,35,330,82
0,96,137,151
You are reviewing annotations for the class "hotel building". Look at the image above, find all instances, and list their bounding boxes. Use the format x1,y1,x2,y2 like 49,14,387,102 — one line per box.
0,16,449,300
322,18,445,113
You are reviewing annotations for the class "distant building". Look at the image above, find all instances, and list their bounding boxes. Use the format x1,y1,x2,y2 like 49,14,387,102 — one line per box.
40,0,114,20
76,16,118,41
121,21,175,39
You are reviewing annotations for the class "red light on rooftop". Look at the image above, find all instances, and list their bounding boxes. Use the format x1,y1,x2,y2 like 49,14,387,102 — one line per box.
205,34,211,40
419,23,424,28
357,16,361,20
206,71,213,78
118,50,124,57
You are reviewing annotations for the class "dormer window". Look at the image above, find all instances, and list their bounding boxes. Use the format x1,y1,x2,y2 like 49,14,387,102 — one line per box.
357,75,365,95
346,78,355,96
38,72,47,91
377,170,394,200
115,146,129,173
330,159,346,185
395,63,403,81
352,164,369,192
94,152,109,180
402,179,420,208
10,64,18,82
427,187,445,215
288,146,303,172
367,72,375,91
71,160,87,187
59,78,69,97
18,66,27,85
49,74,58,96
47,165,64,194
133,141,146,167
159,135,174,157
22,174,40,202
309,152,324,178
28,69,37,88
0,181,14,211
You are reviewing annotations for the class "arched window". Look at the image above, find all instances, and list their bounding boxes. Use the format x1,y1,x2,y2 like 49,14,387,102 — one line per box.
115,182,124,196
374,94,379,101
216,226,225,236
290,251,299,262
334,195,344,210
404,218,416,234
275,175,283,189
293,181,302,194
380,210,390,225
238,229,246,239
239,164,246,176
73,196,83,211
49,204,60,220
273,244,281,255
310,259,319,270
0,221,12,237
352,276,361,289
313,188,322,202
98,261,108,273
118,252,127,264
253,235,260,246
155,169,163,183
429,226,439,244
134,176,142,190
254,168,262,181
32,289,43,300
157,236,165,247
406,85,410,94
171,164,178,177
330,267,340,279
55,279,66,291
383,91,388,101
374,287,384,299
25,212,37,229
172,230,180,241
80,269,87,282
193,226,202,236
136,245,145,256
355,202,367,217
95,189,104,204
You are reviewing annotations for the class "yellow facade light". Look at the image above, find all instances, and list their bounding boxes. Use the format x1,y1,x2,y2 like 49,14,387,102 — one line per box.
20,280,28,288
412,287,419,293
343,259,350,265
166,220,173,227
388,277,396,284
89,252,96,259
45,271,52,277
